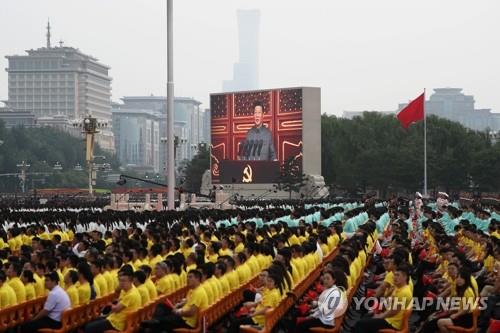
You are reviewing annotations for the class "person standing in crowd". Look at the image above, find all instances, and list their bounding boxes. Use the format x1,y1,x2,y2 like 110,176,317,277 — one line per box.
436,192,449,213
414,192,424,218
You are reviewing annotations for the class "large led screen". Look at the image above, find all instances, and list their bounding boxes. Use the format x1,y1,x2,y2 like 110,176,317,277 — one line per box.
210,88,303,184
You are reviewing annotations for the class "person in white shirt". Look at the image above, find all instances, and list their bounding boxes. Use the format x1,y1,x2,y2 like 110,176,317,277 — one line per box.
20,271,71,333
294,269,348,333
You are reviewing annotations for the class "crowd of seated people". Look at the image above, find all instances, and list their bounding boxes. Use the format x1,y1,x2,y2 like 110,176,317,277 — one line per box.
0,200,358,332
357,197,500,333
0,196,497,333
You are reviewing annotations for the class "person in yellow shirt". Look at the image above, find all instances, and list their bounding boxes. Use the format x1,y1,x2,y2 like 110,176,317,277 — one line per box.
206,242,219,264
181,239,194,259
139,265,158,300
138,248,150,269
275,248,299,287
223,257,240,291
353,265,413,333
23,262,45,297
318,234,330,257
122,251,134,271
214,262,231,296
83,271,141,333
7,229,23,252
0,270,17,307
102,258,116,294
21,270,37,301
436,269,476,332
133,270,151,306
228,273,282,333
148,244,164,269
77,262,95,305
374,256,396,298
165,259,182,291
288,231,301,246
244,245,261,276
234,233,246,253
90,260,108,297
234,253,252,284
218,237,233,257
291,245,307,279
64,270,79,307
130,249,143,271
206,263,223,301
199,266,215,304
184,254,198,274
155,262,173,295
7,262,26,303
141,270,208,333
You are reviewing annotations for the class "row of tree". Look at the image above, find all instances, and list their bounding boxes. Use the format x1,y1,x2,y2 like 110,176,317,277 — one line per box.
321,113,500,195
0,121,118,192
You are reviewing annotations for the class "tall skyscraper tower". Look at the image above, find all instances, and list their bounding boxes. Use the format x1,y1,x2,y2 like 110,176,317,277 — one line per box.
223,9,260,92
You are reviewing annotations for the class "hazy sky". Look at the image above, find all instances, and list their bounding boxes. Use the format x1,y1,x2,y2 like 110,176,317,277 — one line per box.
1,0,499,116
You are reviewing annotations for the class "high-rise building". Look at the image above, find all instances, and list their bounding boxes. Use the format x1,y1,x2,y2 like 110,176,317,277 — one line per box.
4,22,114,150
112,102,160,173
201,108,211,145
223,9,260,92
113,95,204,173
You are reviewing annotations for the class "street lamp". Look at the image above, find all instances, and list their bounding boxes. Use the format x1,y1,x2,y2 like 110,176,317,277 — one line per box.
72,115,108,197
161,135,187,160
53,162,63,171
16,161,30,193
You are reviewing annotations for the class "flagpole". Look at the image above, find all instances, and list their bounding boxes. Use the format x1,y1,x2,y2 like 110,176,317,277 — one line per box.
423,88,427,197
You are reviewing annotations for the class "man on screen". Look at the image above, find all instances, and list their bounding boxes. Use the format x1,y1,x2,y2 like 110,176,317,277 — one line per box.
243,101,277,161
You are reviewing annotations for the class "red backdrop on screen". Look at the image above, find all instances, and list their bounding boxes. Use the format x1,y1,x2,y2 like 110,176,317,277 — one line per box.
210,88,303,184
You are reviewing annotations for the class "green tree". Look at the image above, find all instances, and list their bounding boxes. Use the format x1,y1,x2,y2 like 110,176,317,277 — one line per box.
276,157,307,199
183,145,210,193
321,112,500,194
0,123,118,192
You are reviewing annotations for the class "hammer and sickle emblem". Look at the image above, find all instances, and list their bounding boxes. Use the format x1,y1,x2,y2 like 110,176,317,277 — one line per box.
242,164,253,183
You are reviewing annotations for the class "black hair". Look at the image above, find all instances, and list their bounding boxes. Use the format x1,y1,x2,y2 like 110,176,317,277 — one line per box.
323,268,348,290
45,271,59,283
67,270,79,284
395,264,411,283
253,101,264,111
133,270,147,284
456,268,473,297
77,262,94,284
201,262,215,279
22,269,36,283
187,269,202,281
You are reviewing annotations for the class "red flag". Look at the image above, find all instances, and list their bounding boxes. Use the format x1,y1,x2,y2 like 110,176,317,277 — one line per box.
397,92,425,128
